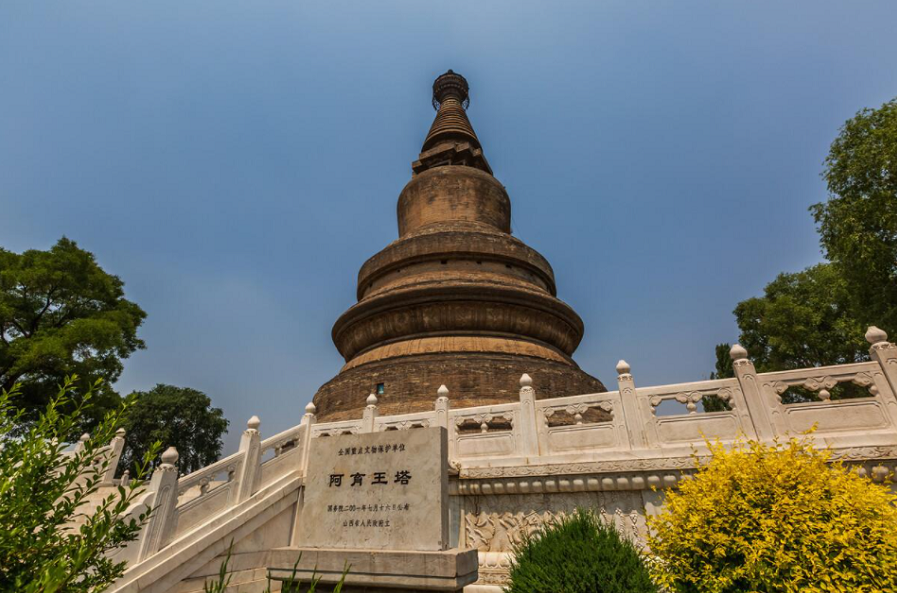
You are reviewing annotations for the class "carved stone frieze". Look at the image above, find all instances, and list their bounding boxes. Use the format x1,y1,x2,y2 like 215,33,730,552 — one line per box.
464,492,648,586
454,471,685,495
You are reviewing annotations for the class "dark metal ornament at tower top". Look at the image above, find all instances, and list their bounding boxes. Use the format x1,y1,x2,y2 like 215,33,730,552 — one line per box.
432,69,470,110
312,71,606,421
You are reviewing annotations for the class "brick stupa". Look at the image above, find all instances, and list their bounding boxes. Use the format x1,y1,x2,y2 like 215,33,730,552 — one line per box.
314,70,606,421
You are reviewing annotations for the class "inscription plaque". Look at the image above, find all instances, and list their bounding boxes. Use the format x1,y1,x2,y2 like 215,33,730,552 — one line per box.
297,427,449,551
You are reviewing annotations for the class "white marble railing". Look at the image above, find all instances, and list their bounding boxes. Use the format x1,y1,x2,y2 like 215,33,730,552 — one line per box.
113,325,897,567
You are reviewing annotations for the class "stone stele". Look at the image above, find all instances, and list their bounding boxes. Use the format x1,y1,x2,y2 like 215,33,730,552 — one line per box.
297,427,450,551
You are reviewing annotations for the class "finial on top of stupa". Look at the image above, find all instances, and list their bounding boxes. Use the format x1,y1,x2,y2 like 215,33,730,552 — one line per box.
432,69,470,110
415,69,492,175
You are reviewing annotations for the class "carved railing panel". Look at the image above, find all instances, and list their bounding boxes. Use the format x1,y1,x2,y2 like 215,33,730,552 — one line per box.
762,362,882,404
175,451,243,508
312,420,362,438
450,404,520,459
261,424,305,460
759,362,894,436
634,379,749,445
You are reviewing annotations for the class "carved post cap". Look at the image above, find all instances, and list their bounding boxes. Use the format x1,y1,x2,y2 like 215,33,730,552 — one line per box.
866,326,888,345
615,360,631,375
305,401,317,415
79,433,90,442
729,343,748,361
437,384,449,397
247,415,261,431
519,373,533,388
115,427,126,438
366,393,378,406
161,446,179,466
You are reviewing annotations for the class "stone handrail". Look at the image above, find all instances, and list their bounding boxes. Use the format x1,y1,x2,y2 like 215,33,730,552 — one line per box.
260,423,305,456
119,326,897,569
175,450,245,501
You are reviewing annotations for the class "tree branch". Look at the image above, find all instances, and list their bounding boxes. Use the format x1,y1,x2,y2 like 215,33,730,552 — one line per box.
10,319,30,338
31,289,55,334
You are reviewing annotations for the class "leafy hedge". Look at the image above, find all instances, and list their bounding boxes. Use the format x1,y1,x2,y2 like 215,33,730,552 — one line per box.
506,508,657,593
648,436,897,592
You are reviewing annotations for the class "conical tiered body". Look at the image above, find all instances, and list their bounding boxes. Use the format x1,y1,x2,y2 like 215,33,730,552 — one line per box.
314,71,605,421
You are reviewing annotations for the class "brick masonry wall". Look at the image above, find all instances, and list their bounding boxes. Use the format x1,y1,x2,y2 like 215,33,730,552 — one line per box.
313,352,606,421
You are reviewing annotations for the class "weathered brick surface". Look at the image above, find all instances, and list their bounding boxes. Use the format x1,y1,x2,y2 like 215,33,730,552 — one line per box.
314,352,606,422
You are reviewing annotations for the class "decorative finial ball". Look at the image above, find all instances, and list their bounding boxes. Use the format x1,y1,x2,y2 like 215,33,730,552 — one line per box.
247,415,261,430
116,427,126,437
161,446,179,465
80,433,90,442
367,393,378,406
616,360,631,375
729,343,748,361
866,326,888,345
437,384,449,397
520,373,533,388
305,402,317,415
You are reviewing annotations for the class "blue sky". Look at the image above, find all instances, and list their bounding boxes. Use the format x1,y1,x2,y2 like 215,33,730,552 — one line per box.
2,2,896,451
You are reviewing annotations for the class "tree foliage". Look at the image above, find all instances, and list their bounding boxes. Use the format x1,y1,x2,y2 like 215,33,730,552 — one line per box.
812,98,897,335
731,264,868,374
703,343,734,412
506,508,657,593
648,436,897,593
0,238,146,430
0,377,159,593
718,98,896,378
709,343,734,380
121,384,228,475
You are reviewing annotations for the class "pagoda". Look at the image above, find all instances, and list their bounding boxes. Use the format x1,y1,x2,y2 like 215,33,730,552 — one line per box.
314,70,605,421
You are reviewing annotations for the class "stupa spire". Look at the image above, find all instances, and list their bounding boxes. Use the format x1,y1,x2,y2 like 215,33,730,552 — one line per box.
313,70,605,422
413,70,492,176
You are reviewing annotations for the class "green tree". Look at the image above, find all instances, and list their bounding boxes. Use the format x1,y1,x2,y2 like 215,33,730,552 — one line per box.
812,98,897,335
732,263,867,374
0,238,146,430
0,377,159,593
709,343,734,380
703,343,734,412
506,508,657,593
120,384,228,475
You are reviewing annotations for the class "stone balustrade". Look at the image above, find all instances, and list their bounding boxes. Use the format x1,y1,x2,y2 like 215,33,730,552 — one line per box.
104,326,897,592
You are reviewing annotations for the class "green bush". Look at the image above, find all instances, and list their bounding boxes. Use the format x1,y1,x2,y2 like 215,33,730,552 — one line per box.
506,508,657,593
0,377,159,593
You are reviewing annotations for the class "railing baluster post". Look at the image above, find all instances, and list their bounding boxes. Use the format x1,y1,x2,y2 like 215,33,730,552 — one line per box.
730,344,780,439
137,447,180,561
867,327,897,422
616,360,646,449
102,428,127,485
435,385,453,460
363,393,379,433
518,374,539,458
299,402,317,476
235,416,262,503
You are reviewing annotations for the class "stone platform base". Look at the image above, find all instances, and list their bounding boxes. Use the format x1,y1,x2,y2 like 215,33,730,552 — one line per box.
267,547,478,592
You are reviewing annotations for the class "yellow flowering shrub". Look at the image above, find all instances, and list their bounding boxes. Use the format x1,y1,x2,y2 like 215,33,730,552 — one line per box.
647,436,897,593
